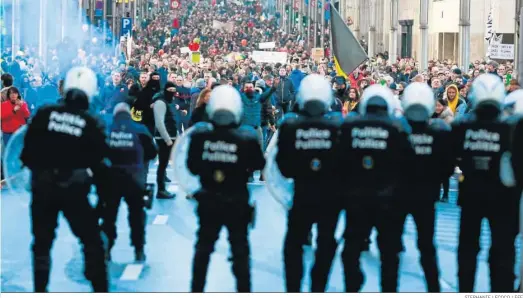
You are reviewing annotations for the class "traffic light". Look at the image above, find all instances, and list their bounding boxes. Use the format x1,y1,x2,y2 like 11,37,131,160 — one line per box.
302,16,307,27
285,4,289,14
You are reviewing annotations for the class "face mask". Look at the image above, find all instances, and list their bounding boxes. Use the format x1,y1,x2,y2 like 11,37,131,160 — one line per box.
244,88,254,95
165,90,175,100
150,79,161,91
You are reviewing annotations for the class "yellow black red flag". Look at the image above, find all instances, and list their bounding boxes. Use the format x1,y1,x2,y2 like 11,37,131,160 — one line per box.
330,2,368,78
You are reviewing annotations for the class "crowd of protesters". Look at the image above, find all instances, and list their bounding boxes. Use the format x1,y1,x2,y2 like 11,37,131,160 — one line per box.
0,0,519,197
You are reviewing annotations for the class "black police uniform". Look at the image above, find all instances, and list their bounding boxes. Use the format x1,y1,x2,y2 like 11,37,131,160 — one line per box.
187,124,265,292
20,90,109,292
400,118,455,292
100,109,158,261
276,112,342,292
509,114,523,190
451,106,520,292
338,109,414,292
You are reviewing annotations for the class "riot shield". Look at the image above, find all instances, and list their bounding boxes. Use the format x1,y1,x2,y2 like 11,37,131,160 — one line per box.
263,130,294,209
500,151,516,187
2,126,31,196
172,122,213,195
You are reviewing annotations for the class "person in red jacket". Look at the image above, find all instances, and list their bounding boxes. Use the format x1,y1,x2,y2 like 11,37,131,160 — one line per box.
1,87,30,146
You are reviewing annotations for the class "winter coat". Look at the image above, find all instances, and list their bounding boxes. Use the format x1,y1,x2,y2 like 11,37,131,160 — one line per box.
432,107,454,124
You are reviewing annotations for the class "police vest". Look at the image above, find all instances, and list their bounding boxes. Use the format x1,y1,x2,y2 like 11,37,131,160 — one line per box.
109,120,145,168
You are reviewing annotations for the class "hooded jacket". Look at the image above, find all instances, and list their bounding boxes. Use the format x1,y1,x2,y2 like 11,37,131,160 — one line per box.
444,84,467,118
432,106,454,124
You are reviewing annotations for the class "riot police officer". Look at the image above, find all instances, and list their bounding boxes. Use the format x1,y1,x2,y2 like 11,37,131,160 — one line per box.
399,83,455,292
506,91,523,187
20,67,109,292
100,102,158,262
451,74,518,292
506,95,523,293
274,74,342,292
338,84,414,292
503,89,523,117
184,85,265,292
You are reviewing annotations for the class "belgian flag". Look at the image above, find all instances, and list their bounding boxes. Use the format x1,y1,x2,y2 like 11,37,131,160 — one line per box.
330,2,368,78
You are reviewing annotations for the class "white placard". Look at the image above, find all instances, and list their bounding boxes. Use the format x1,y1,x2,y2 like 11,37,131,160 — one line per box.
180,47,191,54
259,42,276,49
212,20,234,32
490,43,514,60
251,51,288,64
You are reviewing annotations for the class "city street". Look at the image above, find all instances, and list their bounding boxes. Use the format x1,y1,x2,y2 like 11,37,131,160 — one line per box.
0,166,518,292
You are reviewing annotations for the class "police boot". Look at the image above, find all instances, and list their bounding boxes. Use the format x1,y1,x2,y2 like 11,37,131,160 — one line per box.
490,263,516,292
231,257,251,292
457,256,477,292
32,255,51,292
135,247,146,263
380,253,400,292
84,246,109,292
91,276,109,292
157,190,175,199
191,250,212,292
420,257,441,292
310,240,337,292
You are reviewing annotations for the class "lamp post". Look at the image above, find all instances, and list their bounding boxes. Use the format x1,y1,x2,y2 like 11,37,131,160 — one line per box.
420,0,429,71
458,0,471,71
368,0,376,57
388,0,398,64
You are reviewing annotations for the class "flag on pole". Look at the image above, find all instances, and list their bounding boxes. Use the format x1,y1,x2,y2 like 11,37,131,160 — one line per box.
329,2,367,77
485,4,494,57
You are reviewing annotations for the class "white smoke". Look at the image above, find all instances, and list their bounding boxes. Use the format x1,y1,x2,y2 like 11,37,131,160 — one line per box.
3,0,115,62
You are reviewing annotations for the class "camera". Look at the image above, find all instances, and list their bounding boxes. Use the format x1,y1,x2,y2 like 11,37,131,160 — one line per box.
143,183,156,209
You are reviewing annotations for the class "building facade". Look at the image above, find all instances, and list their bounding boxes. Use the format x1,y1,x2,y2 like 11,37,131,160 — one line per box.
342,0,517,62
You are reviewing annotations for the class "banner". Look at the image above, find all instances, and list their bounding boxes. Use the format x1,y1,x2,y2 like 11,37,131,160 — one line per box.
212,20,234,32
259,42,276,49
490,44,515,60
126,36,133,61
180,47,191,54
311,47,324,61
251,51,288,64
191,52,201,64
170,0,180,10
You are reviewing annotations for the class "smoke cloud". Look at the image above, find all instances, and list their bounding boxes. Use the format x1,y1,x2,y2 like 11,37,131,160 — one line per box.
2,0,115,60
